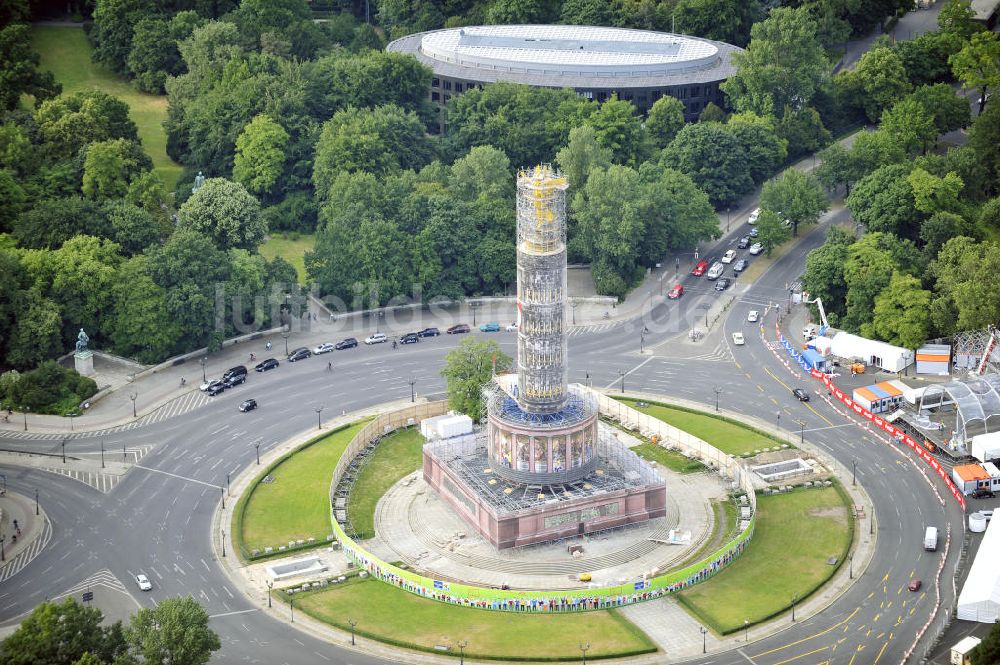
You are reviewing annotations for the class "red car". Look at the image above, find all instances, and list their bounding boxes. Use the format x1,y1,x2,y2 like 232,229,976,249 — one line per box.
667,284,684,299
691,260,708,277
908,579,922,592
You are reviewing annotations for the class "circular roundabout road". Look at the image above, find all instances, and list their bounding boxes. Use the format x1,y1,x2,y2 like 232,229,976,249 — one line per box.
0,213,965,664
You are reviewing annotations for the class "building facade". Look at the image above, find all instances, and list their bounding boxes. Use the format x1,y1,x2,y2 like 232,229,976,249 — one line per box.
387,24,742,132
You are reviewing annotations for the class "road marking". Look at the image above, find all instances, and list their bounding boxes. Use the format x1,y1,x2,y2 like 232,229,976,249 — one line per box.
771,646,828,665
751,608,859,658
208,608,258,618
133,464,222,490
602,355,654,390
872,641,889,664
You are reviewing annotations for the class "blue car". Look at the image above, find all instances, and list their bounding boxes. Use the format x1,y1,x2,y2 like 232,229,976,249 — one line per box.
479,322,500,332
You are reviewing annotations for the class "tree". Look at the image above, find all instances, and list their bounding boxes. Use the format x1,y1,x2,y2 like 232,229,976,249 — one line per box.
485,0,560,24
123,596,220,665
440,337,512,420
560,0,613,27
967,102,1000,195
0,597,126,665
951,30,1000,115
908,83,971,136
645,96,686,150
126,16,190,94
660,122,752,206
972,621,1000,665
698,102,727,124
801,227,855,324
815,143,861,194
0,169,24,231
638,163,720,264
34,91,138,158
775,106,831,160
895,30,965,87
674,0,760,47
44,236,124,346
178,178,265,251
842,233,903,333
851,46,912,122
847,164,924,241
721,7,829,116
5,292,63,370
937,0,980,40
849,128,906,176
583,94,646,166
12,197,111,249
233,114,289,198
90,0,141,74
556,125,612,196
981,196,1000,233
754,209,790,257
921,211,971,256
82,138,151,200
907,168,964,215
0,122,30,174
879,98,937,155
726,112,788,184
0,24,61,110
862,272,931,348
103,200,163,256
929,237,1000,334
449,145,514,202
760,169,828,236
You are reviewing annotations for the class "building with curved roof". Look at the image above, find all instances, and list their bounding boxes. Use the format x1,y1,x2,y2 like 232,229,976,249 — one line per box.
387,25,742,131
919,374,1000,448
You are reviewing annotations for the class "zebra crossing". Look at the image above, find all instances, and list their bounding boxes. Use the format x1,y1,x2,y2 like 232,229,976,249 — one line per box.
0,390,211,441
0,516,52,584
53,568,129,600
682,340,734,363
41,466,123,493
568,322,625,337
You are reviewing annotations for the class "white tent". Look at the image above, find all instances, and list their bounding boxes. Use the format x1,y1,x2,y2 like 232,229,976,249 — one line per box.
828,332,913,372
957,513,1000,622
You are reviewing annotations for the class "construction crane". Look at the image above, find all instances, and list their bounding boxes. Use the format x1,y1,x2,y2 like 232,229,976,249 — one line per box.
801,293,830,336
976,323,999,375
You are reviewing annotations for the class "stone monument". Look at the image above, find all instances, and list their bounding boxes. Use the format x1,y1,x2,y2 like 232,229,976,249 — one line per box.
73,328,95,377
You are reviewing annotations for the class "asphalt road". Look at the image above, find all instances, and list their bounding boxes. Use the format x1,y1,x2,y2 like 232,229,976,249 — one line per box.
0,211,966,665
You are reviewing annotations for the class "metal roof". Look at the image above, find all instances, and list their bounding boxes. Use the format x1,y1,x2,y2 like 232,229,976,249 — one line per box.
388,25,741,88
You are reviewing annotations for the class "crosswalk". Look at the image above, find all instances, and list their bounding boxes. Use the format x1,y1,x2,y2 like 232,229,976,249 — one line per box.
0,390,211,441
568,322,625,337
53,568,129,600
0,515,52,584
684,340,734,363
42,466,123,493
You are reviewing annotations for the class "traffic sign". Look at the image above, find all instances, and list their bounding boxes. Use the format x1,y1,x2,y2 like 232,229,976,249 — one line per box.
82,591,93,602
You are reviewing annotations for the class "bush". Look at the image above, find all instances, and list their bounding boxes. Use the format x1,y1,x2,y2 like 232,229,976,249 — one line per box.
3,361,97,414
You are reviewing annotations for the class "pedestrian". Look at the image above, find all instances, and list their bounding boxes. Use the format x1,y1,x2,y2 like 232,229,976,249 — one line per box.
265,341,272,351
327,362,332,371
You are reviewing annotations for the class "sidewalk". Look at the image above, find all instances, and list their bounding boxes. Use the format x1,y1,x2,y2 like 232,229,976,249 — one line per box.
0,490,47,566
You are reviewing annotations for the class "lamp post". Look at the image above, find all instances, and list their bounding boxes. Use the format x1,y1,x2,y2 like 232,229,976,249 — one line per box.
457,640,468,665
226,472,230,497
849,553,854,579
800,421,805,445
22,407,28,432
409,375,416,403
579,642,590,665
282,332,289,356
200,357,207,383
618,370,625,394
744,618,750,643
100,440,105,469
290,597,295,623
571,300,579,325
791,594,797,621
713,387,722,412
129,393,137,418
348,618,357,646
220,486,225,510
640,329,646,353
61,438,66,464
221,529,226,557
315,406,325,430
700,626,707,653
726,206,731,232
255,441,261,465
267,580,273,608
775,411,781,432
35,488,39,515
1,534,5,562
852,459,857,486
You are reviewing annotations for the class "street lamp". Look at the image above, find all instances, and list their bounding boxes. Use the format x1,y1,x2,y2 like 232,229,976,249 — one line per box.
1,534,5,562
281,332,289,356
800,421,805,445
571,300,579,325
409,375,416,403
255,441,261,465
101,440,105,469
267,580,273,608
713,387,722,412
129,393,137,418
200,357,207,382
348,617,358,646
726,206,731,232
221,529,226,557
457,640,468,665
791,594,797,621
290,597,295,623
61,438,66,464
700,626,707,653
226,472,231,497
744,618,750,643
22,406,27,432
852,459,857,486
640,329,646,353
220,486,225,510
618,369,626,394
35,488,38,515
579,642,590,665
775,411,781,432
315,406,325,430
849,552,854,579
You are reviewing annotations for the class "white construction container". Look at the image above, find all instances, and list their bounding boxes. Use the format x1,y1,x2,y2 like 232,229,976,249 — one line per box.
436,414,474,439
971,432,1000,463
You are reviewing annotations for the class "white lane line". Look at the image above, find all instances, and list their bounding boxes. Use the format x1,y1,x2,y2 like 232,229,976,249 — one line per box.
602,355,654,390
208,608,258,618
133,464,222,490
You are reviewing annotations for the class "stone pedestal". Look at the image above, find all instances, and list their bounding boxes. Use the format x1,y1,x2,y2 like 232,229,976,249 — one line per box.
74,350,95,377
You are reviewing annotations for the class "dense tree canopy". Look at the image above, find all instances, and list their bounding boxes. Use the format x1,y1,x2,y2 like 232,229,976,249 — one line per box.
660,122,753,206
441,337,512,420
179,177,265,251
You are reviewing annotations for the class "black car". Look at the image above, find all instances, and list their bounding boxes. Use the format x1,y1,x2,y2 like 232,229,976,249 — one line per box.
792,388,810,402
733,259,748,273
400,333,420,344
417,327,440,337
222,365,247,381
207,382,228,396
973,488,996,499
737,236,750,249
239,399,257,412
714,277,731,291
255,358,279,372
447,324,470,334
288,347,311,362
335,338,358,350
224,373,246,387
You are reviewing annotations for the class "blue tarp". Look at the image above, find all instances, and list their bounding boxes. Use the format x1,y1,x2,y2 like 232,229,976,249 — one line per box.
802,349,825,369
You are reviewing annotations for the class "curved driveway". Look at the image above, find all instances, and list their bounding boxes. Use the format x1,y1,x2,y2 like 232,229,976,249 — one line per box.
0,210,964,664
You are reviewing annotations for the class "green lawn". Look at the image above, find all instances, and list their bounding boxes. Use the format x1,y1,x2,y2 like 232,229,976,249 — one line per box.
259,233,315,284
619,399,786,456
678,487,852,633
31,26,183,195
239,422,368,552
632,442,707,473
347,427,424,539
293,578,656,661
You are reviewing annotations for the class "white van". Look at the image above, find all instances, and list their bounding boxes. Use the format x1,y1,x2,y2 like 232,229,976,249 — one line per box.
924,526,938,551
706,262,725,280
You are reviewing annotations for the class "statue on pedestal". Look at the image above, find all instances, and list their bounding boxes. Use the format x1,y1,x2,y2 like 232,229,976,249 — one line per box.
75,328,90,354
